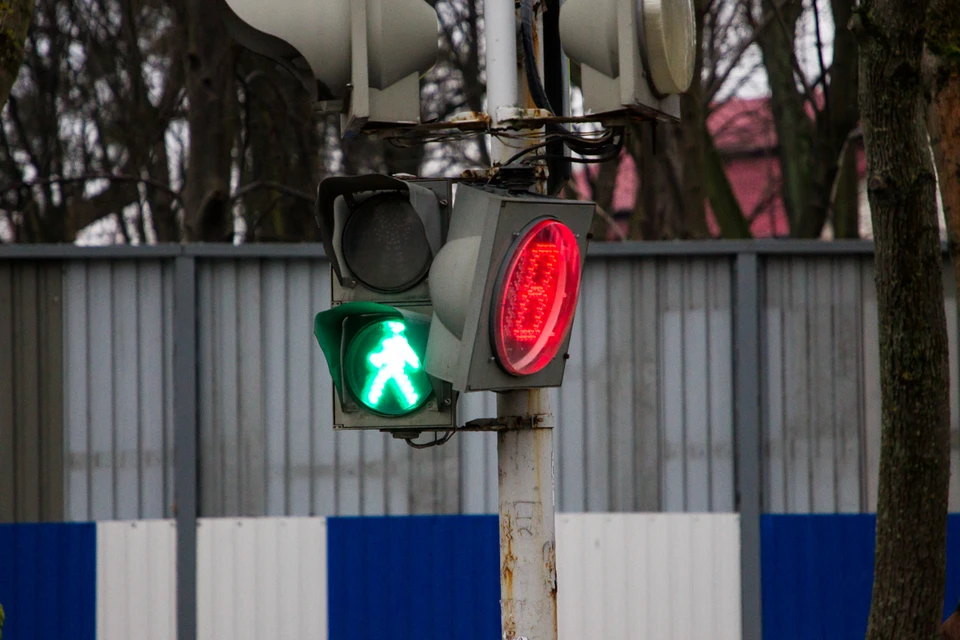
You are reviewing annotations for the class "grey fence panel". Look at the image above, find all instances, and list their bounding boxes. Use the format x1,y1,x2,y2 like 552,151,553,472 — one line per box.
457,392,498,514
947,266,960,513
559,257,736,514
660,259,735,512
196,259,470,517
192,255,736,517
63,260,174,521
760,256,960,513
41,245,960,520
0,261,64,522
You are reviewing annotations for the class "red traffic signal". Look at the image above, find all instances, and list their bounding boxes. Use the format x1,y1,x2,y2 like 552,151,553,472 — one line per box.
493,219,582,376
425,185,593,392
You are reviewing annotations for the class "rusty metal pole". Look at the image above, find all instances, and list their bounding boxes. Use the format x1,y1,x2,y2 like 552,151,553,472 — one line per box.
484,0,558,638
497,391,558,640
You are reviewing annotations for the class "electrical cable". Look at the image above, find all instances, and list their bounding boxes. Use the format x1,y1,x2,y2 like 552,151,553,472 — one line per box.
520,0,556,116
502,129,625,167
404,430,456,449
517,0,626,164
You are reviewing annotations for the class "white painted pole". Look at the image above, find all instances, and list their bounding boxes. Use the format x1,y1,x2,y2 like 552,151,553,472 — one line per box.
484,2,558,639
484,0,519,164
497,391,558,640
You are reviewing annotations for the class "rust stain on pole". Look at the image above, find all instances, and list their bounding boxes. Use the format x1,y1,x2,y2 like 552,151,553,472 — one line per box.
545,539,558,640
501,511,518,638
498,395,557,640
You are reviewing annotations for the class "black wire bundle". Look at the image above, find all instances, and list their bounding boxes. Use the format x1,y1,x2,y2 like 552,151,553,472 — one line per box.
512,0,625,167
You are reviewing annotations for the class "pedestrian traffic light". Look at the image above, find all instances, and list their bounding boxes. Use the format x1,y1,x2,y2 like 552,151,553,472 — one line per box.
220,0,439,131
314,175,456,431
559,0,696,120
313,178,594,427
425,184,594,392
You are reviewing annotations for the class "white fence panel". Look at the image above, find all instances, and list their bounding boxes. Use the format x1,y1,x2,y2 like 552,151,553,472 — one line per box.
556,513,742,640
97,520,177,640
95,515,739,640
197,517,327,640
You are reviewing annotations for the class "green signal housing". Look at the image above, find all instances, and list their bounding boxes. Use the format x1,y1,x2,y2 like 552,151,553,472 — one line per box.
314,301,455,430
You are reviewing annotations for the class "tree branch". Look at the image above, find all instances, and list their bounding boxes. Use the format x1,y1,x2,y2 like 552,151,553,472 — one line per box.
0,173,181,201
229,180,314,205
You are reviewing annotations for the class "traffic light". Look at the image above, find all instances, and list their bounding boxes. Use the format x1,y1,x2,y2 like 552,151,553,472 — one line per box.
559,0,696,121
313,178,594,428
425,185,594,393
219,0,439,131
314,175,456,431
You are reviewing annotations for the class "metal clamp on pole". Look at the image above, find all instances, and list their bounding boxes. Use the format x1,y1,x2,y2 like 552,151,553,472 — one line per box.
460,414,551,431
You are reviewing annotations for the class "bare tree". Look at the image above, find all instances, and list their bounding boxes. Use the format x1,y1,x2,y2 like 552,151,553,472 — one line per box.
0,0,187,242
579,0,862,240
0,0,329,244
178,0,235,241
0,0,32,107
856,0,952,635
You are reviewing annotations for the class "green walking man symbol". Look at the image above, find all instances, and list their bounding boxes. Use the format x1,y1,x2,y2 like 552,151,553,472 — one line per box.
362,321,423,410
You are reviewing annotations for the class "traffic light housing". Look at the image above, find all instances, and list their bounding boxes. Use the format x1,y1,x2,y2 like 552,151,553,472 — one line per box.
559,0,696,121
315,176,456,431
425,185,594,393
220,0,439,131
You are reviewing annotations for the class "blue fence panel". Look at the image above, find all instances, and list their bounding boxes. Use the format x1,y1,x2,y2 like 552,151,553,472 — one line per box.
761,514,960,639
327,515,500,640
0,523,96,640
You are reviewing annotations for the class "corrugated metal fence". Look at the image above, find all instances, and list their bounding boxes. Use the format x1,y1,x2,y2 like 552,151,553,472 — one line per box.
3,242,960,640
0,262,63,522
1,243,959,522
8,514,740,640
3,514,960,640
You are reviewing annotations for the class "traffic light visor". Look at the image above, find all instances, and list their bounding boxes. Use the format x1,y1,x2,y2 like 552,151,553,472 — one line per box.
492,219,581,376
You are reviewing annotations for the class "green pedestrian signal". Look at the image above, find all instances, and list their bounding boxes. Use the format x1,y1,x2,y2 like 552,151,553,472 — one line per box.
344,320,431,416
313,175,457,433
314,301,450,430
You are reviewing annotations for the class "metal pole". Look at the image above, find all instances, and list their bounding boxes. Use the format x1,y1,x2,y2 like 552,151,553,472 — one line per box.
497,392,558,640
173,255,198,640
734,251,763,640
485,1,559,638
484,0,519,164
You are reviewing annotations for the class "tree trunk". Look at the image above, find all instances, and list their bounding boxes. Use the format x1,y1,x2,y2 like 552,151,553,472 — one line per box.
926,0,960,291
794,0,860,239
754,0,811,234
677,0,709,241
588,156,620,239
925,16,960,634
832,141,860,239
945,605,960,640
0,0,32,109
857,0,952,637
180,0,235,242
703,129,751,239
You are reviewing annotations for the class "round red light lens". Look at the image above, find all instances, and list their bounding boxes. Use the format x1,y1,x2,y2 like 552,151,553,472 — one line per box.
493,219,582,376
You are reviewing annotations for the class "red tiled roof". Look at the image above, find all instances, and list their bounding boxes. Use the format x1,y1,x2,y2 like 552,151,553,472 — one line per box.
708,97,778,156
572,96,865,239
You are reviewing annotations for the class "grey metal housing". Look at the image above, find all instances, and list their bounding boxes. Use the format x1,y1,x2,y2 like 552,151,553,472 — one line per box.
426,184,595,392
